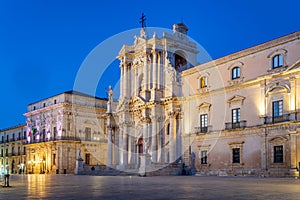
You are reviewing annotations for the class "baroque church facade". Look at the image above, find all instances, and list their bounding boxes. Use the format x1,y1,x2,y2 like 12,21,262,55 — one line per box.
1,23,300,176
106,24,300,176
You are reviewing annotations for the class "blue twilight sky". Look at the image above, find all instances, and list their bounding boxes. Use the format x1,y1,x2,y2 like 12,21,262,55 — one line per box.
0,0,300,129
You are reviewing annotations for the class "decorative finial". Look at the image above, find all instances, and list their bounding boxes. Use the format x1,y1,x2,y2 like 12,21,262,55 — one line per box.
139,13,146,28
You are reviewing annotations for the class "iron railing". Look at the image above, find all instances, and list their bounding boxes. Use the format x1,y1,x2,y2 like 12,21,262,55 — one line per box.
225,120,247,130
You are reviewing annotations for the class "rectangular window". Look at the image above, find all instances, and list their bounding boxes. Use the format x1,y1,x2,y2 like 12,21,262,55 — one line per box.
200,77,207,88
232,108,240,123
232,148,240,164
18,146,20,155
18,132,21,140
67,122,71,131
23,147,26,155
201,150,208,164
274,145,283,163
85,127,92,141
53,154,56,165
85,153,90,165
53,127,57,139
200,114,208,132
273,100,283,118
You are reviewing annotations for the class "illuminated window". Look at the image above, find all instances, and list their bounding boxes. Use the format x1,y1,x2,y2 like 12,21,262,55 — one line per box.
200,114,208,133
201,150,207,164
274,145,283,163
200,76,208,88
232,108,240,123
272,54,283,68
231,67,240,79
273,100,283,118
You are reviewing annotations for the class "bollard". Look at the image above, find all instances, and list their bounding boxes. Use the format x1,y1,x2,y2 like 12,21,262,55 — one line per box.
4,174,10,187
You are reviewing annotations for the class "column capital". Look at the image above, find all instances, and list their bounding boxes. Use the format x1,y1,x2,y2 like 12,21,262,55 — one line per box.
168,111,178,118
141,117,151,124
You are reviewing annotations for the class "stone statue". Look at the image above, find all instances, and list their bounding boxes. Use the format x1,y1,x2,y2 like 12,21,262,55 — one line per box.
77,148,82,160
107,85,113,102
166,61,176,82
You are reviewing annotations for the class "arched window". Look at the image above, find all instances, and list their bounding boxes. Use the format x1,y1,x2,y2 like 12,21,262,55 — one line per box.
200,76,208,88
272,54,283,68
231,67,240,80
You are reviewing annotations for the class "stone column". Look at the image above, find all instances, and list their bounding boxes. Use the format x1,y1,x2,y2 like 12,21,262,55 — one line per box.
107,120,112,167
128,127,133,165
152,50,157,89
290,76,296,120
143,54,149,91
158,119,165,163
176,114,182,161
123,126,128,166
124,64,128,98
157,52,161,90
132,68,135,97
143,118,150,154
134,68,138,97
119,127,123,165
290,131,297,169
113,128,119,165
261,129,267,174
120,64,124,98
169,112,177,163
151,117,157,162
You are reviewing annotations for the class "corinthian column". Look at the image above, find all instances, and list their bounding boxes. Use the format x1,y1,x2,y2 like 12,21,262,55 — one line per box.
107,118,112,166
123,126,128,166
143,54,149,91
151,116,157,162
169,112,177,163
123,64,128,98
142,117,150,154
152,50,157,89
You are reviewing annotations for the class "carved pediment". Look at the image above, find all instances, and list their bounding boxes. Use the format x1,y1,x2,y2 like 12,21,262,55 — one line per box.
227,95,245,104
198,102,211,110
269,136,288,143
265,80,290,95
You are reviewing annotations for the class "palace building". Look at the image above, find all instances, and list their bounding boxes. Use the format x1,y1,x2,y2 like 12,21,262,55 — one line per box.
1,23,299,176
24,91,108,174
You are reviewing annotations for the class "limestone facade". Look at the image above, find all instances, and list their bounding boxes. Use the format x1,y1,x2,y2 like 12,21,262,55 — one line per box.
24,91,108,174
181,30,300,176
0,124,27,174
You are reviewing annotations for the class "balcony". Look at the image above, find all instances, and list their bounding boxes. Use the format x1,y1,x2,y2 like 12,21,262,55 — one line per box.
26,136,81,144
194,126,212,134
225,120,247,130
264,114,290,124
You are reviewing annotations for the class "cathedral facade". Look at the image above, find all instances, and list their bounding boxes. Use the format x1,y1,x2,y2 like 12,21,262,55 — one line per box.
106,24,300,176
